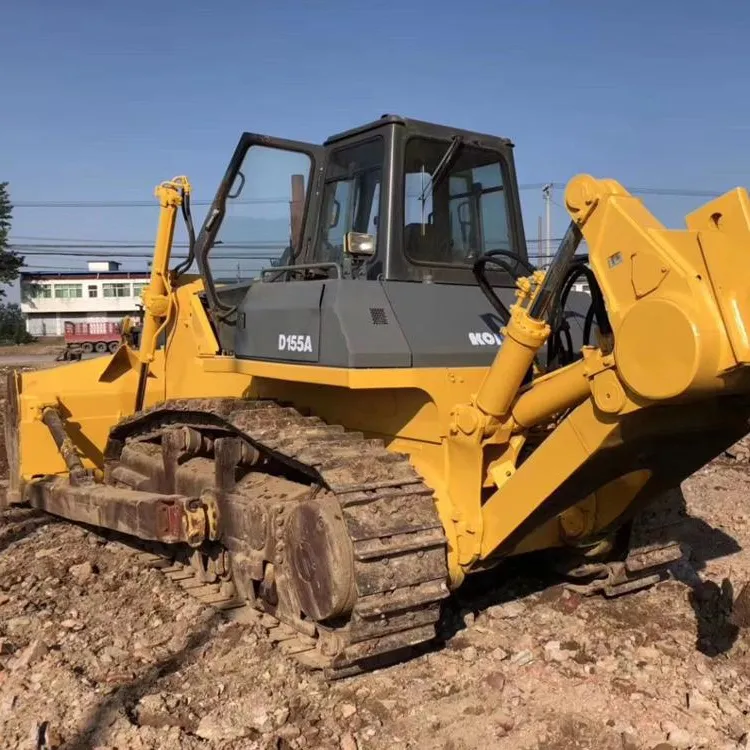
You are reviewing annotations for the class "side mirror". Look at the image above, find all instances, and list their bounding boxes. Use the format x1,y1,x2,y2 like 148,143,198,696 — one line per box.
344,232,376,257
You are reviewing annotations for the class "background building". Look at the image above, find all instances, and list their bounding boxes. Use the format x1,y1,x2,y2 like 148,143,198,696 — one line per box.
20,260,148,337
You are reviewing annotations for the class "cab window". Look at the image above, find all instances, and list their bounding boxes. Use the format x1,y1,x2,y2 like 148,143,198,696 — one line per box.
404,137,512,267
211,145,312,282
315,138,384,264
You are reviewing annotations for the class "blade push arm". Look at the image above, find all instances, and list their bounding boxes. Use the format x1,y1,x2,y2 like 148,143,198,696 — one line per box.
480,177,750,549
440,174,750,584
134,177,191,411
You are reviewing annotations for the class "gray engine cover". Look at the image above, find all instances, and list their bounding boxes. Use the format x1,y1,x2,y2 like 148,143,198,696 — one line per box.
233,279,592,369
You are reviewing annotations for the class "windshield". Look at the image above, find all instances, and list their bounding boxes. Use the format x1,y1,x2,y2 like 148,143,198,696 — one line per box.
208,145,312,283
404,137,512,267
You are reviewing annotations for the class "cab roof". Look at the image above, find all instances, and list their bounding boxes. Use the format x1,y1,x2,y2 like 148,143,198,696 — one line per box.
324,114,513,148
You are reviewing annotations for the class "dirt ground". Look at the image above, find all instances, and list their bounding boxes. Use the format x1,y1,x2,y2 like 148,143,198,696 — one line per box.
2,361,750,750
0,339,64,357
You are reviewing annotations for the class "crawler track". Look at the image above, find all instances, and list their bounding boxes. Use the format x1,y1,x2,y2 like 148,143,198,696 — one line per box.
102,398,451,679
15,396,691,678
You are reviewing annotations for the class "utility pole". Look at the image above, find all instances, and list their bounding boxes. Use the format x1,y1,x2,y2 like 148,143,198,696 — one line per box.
537,216,543,267
542,184,553,268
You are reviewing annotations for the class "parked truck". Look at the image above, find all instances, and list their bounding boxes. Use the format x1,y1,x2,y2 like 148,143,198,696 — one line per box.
62,321,122,354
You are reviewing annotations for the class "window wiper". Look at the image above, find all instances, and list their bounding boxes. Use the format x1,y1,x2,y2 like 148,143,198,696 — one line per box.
419,135,463,203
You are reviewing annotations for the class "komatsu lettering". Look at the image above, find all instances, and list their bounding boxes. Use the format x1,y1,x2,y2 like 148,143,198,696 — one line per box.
468,332,503,346
278,334,313,353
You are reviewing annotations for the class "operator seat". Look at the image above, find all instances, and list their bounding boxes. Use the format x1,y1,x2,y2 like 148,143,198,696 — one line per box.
404,223,452,264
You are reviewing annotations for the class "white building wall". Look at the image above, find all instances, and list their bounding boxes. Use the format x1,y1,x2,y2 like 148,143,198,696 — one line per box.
20,275,150,336
25,314,54,337
22,295,145,315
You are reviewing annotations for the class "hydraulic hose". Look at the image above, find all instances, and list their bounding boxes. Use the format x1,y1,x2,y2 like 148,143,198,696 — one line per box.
548,262,611,366
472,250,537,324
173,189,196,277
529,222,583,320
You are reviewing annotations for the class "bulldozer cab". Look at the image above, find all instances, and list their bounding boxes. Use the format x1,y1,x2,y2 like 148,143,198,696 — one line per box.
192,115,530,363
194,118,528,300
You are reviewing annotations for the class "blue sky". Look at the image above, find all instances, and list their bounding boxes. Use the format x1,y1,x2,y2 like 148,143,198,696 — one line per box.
2,0,750,293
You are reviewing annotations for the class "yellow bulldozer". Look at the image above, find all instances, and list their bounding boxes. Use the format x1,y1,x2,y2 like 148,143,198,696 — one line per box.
6,115,750,678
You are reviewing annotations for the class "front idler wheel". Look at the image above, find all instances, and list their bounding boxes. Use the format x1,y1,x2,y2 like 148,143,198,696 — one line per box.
284,496,356,623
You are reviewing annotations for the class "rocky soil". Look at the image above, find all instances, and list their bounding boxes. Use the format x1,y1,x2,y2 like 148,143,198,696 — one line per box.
3,361,750,749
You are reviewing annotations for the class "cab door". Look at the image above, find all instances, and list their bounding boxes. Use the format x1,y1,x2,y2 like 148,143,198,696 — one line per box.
195,132,326,321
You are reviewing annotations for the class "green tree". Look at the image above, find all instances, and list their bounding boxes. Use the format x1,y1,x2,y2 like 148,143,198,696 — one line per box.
0,303,32,344
0,182,23,295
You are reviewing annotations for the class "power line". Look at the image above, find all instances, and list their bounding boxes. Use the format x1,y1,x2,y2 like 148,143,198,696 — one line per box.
10,235,293,246
7,239,571,263
11,235,169,243
8,245,289,254
11,235,185,244
10,236,563,248
8,182,563,209
16,254,280,262
21,269,68,273
10,182,732,210
12,197,291,208
10,247,571,264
